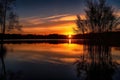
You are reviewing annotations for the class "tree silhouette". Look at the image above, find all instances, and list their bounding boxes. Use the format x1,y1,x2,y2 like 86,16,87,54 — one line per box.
0,43,7,80
8,12,22,31
0,0,15,33
0,43,23,80
76,15,87,34
0,0,22,41
76,0,120,33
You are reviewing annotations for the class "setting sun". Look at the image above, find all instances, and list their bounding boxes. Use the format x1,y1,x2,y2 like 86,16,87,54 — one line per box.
68,34,72,38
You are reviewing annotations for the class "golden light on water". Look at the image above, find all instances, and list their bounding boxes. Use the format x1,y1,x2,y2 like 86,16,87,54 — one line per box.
69,39,71,44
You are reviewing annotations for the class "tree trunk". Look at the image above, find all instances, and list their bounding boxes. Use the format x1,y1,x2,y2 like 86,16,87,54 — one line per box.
1,0,7,42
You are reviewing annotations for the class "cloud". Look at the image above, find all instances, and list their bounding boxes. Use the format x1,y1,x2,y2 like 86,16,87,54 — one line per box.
22,20,76,35
50,15,77,22
20,16,44,26
20,16,38,20
19,14,80,34
20,14,77,27
42,14,70,19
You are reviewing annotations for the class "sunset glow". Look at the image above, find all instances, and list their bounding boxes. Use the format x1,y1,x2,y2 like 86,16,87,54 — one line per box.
2,0,120,80
16,14,88,35
18,15,77,35
68,34,72,38
14,0,120,35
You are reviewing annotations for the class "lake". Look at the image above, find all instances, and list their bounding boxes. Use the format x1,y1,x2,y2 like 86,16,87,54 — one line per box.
0,39,120,80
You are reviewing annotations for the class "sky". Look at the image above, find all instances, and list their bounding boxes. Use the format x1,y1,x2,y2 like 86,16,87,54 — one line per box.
13,0,120,35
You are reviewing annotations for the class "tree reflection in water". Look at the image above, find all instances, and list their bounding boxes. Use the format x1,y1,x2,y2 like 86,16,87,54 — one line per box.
75,40,120,80
0,43,23,80
0,43,7,80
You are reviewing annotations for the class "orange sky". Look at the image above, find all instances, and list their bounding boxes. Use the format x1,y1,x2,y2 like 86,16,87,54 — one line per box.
8,12,120,35
6,14,85,35
6,0,120,35
19,14,78,35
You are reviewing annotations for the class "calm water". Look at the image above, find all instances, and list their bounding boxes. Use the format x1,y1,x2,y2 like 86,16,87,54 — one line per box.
0,39,120,80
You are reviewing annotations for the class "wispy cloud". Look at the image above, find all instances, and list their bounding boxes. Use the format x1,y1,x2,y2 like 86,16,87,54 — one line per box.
20,16,44,26
42,14,70,19
20,14,77,27
19,14,81,34
50,15,77,22
20,16,39,21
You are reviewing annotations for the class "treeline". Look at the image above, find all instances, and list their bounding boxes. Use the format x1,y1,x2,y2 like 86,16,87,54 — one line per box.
0,34,67,39
0,32,120,40
74,31,120,40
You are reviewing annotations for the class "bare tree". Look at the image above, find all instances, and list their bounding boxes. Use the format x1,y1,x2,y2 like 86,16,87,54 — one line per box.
76,0,120,33
0,0,16,34
8,12,22,31
0,0,22,41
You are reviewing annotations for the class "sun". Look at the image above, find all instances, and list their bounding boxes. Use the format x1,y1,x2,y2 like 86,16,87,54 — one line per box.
68,34,72,38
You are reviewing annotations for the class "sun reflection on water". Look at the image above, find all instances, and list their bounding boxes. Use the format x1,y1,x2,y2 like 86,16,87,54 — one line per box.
5,41,84,64
68,39,71,44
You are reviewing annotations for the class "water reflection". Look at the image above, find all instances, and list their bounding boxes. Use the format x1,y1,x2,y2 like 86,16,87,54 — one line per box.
0,43,23,80
0,39,120,80
69,39,71,44
0,43,7,79
75,41,120,80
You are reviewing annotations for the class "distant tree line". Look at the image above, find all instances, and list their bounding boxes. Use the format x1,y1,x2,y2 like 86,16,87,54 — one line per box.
1,32,120,40
0,34,68,39
76,0,120,34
